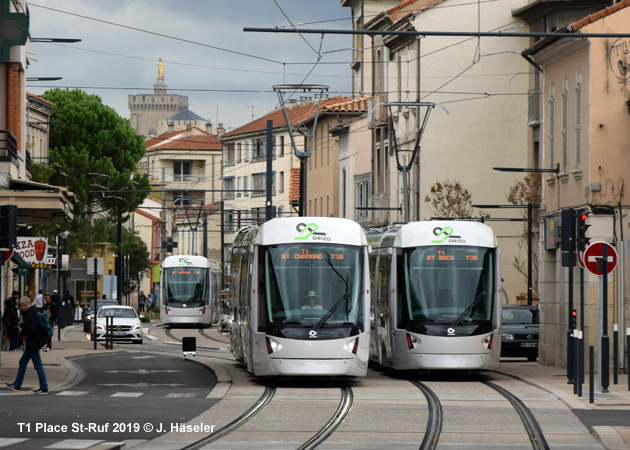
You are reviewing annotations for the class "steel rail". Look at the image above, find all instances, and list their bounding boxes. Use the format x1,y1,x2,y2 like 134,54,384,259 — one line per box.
483,380,550,450
180,384,277,450
298,382,354,450
410,380,442,450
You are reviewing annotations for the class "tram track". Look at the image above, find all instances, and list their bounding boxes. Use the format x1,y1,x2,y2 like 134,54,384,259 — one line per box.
410,377,549,450
181,382,353,449
409,380,442,450
482,380,549,450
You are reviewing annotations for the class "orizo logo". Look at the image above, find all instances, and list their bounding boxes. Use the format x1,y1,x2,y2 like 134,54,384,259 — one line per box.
431,227,463,244
309,330,318,338
178,257,191,266
295,223,327,241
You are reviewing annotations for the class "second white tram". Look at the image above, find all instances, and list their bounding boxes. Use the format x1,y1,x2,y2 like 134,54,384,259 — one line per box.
367,221,502,371
160,255,221,327
229,217,371,377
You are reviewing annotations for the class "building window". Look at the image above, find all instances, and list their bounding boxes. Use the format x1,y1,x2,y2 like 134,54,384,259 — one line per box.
279,171,284,193
575,73,582,169
279,135,285,156
237,143,242,163
223,177,235,199
355,174,371,220
561,79,568,173
549,85,555,172
174,160,192,181
243,176,249,196
252,172,275,197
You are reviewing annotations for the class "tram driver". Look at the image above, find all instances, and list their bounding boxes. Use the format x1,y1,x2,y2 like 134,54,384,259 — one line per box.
302,291,323,310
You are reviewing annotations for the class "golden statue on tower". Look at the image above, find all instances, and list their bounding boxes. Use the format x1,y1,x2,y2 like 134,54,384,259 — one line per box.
157,58,164,81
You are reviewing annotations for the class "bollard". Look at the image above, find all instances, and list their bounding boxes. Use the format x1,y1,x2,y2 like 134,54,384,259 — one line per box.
577,330,584,397
590,346,594,404
613,324,618,385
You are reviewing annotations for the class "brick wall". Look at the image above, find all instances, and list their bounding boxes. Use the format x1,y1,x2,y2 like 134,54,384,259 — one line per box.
6,62,22,151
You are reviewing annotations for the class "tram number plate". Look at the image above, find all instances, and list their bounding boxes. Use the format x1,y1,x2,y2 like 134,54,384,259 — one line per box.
521,342,538,348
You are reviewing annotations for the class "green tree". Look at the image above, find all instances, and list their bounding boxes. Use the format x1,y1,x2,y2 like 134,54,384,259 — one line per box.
38,89,151,256
43,88,150,218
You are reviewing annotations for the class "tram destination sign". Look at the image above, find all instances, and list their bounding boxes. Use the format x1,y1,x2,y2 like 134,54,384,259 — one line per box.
583,241,617,276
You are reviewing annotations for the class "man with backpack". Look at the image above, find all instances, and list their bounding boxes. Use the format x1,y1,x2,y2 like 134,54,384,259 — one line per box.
5,297,48,393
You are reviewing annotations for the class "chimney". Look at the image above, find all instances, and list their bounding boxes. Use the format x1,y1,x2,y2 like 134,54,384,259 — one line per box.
167,120,174,132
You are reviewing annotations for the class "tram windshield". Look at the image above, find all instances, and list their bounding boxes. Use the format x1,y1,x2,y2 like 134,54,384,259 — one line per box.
264,245,363,328
163,267,209,306
402,246,494,324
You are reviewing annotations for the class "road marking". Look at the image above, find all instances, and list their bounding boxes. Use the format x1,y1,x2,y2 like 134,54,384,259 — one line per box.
45,439,104,449
55,391,89,396
0,438,28,447
110,392,143,398
103,369,181,374
99,383,185,387
166,393,196,398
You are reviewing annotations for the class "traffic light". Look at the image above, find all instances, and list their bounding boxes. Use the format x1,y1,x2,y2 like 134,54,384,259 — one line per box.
570,309,577,330
576,210,591,252
0,204,17,250
561,208,575,252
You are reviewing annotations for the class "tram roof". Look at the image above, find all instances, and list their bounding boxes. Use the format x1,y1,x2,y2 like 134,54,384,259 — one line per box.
257,217,368,246
162,255,213,268
370,221,498,248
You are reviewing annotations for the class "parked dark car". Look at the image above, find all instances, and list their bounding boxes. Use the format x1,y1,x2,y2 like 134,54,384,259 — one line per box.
83,299,119,332
501,305,539,361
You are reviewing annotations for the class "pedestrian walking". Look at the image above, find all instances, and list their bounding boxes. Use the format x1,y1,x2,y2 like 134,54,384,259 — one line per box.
138,290,146,313
5,297,48,393
33,289,44,310
41,294,56,351
2,290,20,350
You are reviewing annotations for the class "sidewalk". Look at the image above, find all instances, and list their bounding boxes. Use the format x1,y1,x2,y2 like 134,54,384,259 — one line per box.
497,360,630,450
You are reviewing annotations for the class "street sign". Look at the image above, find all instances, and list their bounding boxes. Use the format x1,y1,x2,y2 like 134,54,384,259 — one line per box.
583,241,617,275
577,249,585,269
3,248,13,263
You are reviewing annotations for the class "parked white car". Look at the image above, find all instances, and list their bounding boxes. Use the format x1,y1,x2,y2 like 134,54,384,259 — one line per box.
94,305,144,344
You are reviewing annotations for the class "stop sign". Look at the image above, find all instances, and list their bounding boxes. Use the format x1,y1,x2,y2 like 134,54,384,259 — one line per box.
583,241,617,275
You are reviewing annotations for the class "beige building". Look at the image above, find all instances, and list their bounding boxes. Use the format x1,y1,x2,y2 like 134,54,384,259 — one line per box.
139,127,223,260
305,96,369,218
342,0,532,303
522,0,630,369
220,97,354,250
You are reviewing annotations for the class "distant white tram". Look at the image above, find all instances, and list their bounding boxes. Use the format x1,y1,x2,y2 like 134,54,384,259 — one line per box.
160,255,221,327
368,221,502,370
229,217,371,377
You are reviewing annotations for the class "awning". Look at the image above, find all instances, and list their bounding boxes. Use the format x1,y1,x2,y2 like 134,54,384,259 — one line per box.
9,250,30,276
0,178,74,224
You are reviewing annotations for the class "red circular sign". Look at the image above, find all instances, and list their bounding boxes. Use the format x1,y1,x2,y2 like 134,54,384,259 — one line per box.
583,241,617,275
3,248,13,263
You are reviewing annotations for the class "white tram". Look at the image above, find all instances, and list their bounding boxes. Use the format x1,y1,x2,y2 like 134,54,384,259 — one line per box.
160,255,221,327
367,221,502,370
229,217,371,377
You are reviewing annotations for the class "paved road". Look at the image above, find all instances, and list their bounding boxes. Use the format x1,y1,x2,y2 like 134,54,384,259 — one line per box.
0,351,218,446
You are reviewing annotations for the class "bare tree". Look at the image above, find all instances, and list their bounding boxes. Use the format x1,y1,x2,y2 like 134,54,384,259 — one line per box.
507,172,542,290
424,180,475,218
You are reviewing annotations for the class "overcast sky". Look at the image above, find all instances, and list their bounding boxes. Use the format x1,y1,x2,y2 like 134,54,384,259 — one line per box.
27,1,354,132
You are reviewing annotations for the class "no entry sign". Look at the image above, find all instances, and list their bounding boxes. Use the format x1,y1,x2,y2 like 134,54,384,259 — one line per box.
583,241,617,275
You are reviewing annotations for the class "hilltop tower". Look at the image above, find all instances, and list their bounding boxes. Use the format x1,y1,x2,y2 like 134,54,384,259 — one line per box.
128,58,189,138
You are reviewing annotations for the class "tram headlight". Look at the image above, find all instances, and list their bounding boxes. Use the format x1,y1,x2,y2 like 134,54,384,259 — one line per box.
406,334,419,350
343,338,359,354
265,337,282,354
502,333,515,340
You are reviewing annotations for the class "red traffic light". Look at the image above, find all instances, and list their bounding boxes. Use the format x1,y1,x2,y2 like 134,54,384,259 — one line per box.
571,309,577,317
